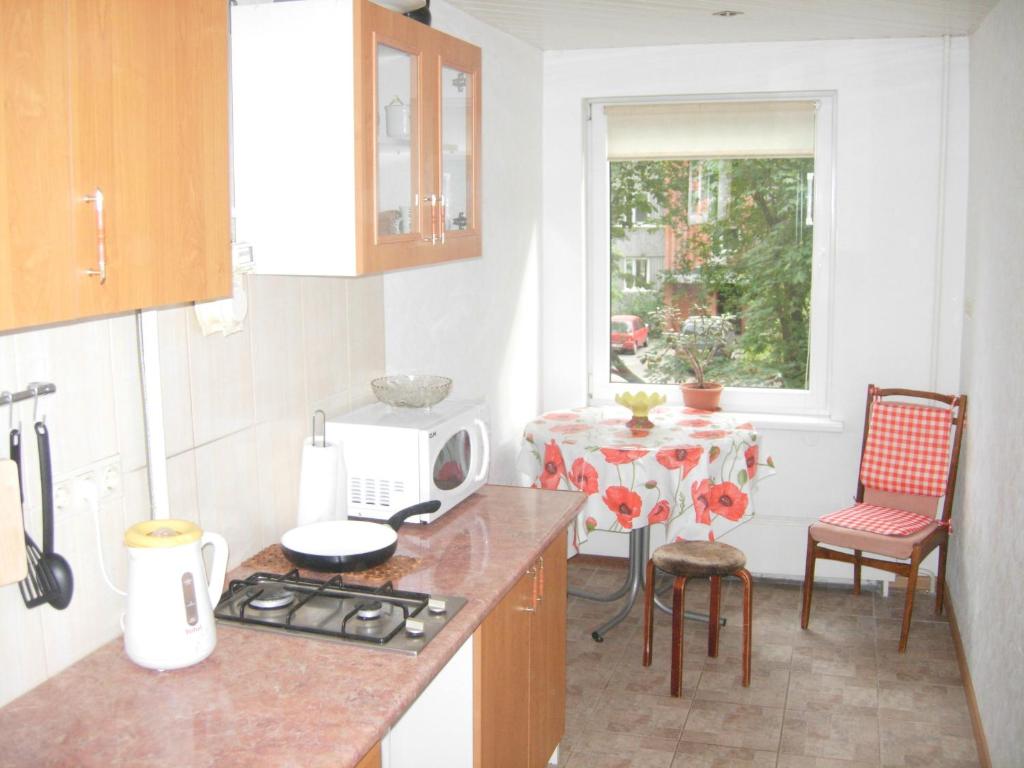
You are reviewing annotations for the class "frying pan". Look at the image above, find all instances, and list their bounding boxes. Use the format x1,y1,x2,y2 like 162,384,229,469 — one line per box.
280,501,440,572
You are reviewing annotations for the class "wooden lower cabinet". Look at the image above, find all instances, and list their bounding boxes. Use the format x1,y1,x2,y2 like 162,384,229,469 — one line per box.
474,534,567,768
355,742,381,768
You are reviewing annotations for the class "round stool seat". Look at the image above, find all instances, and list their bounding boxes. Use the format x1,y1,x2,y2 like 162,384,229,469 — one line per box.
652,541,747,578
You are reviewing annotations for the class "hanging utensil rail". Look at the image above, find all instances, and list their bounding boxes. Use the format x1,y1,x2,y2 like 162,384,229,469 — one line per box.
0,382,57,406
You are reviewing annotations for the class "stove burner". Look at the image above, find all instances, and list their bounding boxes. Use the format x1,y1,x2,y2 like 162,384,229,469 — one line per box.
356,600,384,620
249,588,296,610
214,571,467,656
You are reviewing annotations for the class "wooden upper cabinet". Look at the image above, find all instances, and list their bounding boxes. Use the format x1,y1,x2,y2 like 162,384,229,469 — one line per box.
232,0,481,277
0,0,231,333
70,0,231,316
0,1,77,329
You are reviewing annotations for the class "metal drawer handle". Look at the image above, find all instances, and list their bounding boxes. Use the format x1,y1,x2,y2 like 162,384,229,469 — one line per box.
83,188,107,284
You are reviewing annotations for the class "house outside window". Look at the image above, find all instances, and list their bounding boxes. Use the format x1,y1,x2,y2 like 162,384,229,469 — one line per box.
588,95,835,414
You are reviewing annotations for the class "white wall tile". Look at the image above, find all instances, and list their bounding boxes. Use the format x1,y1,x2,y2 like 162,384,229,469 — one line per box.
166,451,200,523
248,276,307,424
186,302,255,446
347,276,386,407
254,418,307,542
13,318,119,482
194,428,261,569
0,334,20,406
38,490,125,679
0,581,48,706
122,467,151,529
108,314,146,472
157,307,196,457
301,276,350,409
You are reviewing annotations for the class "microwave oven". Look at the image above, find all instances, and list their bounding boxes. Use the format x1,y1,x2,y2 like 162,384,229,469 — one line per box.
325,399,489,524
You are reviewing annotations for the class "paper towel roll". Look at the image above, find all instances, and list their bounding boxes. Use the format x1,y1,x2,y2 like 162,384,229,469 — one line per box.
296,437,347,527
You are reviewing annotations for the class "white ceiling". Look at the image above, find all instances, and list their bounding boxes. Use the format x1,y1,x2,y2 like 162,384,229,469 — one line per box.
426,0,996,50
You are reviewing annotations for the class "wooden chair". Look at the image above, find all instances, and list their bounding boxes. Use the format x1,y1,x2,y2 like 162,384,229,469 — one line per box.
800,385,967,652
643,541,752,696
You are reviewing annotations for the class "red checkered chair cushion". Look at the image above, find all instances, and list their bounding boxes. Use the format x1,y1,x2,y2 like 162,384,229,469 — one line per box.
819,503,934,537
859,400,953,497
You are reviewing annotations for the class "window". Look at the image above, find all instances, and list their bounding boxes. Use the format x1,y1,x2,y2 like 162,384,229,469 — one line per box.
588,96,834,415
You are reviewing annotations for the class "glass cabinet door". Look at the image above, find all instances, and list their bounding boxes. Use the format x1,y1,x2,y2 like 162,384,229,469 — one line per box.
440,65,473,237
375,43,420,241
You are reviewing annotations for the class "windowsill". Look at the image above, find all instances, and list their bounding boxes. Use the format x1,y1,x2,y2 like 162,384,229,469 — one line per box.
729,411,844,433
588,396,845,432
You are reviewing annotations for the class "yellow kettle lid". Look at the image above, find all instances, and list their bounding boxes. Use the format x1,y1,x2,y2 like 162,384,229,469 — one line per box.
125,519,202,548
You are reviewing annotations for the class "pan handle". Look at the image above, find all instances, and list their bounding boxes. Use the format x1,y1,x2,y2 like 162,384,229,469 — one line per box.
385,500,441,530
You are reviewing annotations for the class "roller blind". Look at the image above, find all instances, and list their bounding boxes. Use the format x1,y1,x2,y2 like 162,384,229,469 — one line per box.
605,100,816,160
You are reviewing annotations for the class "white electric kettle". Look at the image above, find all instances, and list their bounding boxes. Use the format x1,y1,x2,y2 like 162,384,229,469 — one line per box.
123,519,229,671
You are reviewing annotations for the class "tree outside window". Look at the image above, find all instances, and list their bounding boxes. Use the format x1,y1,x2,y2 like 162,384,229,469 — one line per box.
609,156,814,390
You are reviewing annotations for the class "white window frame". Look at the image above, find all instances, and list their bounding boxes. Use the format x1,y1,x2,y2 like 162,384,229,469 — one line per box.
587,92,836,417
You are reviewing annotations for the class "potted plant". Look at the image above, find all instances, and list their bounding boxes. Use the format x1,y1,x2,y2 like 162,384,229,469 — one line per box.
649,305,734,410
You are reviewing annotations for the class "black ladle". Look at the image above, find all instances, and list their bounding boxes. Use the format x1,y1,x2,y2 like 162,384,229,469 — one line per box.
36,421,73,610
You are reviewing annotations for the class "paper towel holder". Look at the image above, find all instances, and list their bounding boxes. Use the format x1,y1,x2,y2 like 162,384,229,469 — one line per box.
312,410,327,448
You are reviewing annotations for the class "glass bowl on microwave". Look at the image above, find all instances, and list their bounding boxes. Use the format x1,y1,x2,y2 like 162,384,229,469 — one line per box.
371,375,452,409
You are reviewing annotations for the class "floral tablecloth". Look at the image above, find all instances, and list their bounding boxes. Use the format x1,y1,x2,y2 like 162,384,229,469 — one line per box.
517,405,775,547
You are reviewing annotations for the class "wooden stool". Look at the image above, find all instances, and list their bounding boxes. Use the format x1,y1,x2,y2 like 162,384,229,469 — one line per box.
642,541,753,697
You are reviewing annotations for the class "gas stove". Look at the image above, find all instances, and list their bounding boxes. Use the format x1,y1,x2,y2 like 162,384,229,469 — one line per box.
214,571,466,656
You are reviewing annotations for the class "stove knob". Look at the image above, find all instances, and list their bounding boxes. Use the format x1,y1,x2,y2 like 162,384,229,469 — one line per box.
405,618,425,637
427,598,447,615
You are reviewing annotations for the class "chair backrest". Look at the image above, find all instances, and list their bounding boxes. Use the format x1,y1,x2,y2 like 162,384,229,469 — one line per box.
855,385,967,524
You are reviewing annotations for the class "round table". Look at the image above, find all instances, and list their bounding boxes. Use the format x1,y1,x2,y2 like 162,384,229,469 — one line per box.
517,404,775,639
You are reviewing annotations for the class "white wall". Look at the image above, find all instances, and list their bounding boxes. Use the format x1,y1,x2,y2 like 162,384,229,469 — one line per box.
951,0,1024,763
541,37,970,573
383,0,544,484
0,275,385,706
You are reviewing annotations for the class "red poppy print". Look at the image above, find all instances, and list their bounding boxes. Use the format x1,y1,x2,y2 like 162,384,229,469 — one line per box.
648,499,670,524
585,516,598,532
708,482,748,521
599,418,628,426
737,422,754,430
551,423,590,434
677,418,712,428
539,440,566,489
683,407,713,415
745,445,759,478
691,479,712,525
690,430,729,440
600,447,649,464
543,412,579,421
602,485,642,529
569,458,599,495
656,445,703,476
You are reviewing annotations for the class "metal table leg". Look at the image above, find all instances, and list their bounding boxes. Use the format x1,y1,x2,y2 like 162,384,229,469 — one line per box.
571,527,722,642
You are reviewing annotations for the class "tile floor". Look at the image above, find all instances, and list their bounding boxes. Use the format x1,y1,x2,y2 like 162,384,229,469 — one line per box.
560,558,980,768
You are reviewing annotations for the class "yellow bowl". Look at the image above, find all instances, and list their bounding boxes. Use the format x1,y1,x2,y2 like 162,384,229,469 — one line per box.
614,391,666,419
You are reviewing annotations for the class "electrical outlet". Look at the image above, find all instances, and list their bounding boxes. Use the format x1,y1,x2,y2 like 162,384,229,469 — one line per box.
53,455,122,515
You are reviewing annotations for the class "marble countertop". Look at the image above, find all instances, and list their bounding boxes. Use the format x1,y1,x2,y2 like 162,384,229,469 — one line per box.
0,485,585,768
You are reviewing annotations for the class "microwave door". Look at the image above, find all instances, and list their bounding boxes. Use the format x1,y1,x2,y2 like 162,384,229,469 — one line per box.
432,427,474,494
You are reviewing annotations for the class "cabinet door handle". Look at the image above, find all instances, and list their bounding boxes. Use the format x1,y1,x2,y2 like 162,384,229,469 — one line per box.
423,194,438,245
521,565,538,613
83,188,107,285
437,194,446,245
536,556,544,605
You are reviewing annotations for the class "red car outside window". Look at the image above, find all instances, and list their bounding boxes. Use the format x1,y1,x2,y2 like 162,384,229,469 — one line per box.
610,314,649,353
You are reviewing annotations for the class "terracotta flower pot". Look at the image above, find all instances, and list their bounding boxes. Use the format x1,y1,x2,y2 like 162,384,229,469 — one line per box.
681,382,723,411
